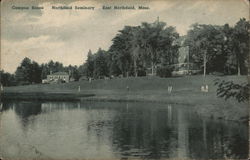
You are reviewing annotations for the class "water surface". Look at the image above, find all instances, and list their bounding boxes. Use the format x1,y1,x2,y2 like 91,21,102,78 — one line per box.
0,101,248,159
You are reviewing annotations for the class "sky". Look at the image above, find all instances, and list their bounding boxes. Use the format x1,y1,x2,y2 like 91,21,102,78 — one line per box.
1,0,249,73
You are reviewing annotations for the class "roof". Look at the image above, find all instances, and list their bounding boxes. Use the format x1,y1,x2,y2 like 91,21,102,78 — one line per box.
50,72,69,75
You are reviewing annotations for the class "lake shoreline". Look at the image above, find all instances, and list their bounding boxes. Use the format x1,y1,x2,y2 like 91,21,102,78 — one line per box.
1,90,248,123
2,76,248,122
1,91,95,101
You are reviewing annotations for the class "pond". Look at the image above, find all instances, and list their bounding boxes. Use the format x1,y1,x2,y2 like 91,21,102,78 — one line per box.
0,101,248,159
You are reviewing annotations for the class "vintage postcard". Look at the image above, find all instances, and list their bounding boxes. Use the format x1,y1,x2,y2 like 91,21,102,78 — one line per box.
0,0,249,159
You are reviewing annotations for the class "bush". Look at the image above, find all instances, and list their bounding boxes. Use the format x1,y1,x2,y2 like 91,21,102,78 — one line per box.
214,79,249,103
18,81,30,86
138,69,146,77
156,66,173,78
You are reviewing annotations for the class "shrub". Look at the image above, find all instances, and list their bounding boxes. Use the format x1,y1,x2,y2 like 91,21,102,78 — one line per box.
138,69,146,77
156,66,173,78
214,79,249,103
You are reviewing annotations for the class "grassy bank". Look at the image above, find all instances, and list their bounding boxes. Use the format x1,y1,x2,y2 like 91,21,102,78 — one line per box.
2,75,248,121
1,92,94,101
4,75,247,93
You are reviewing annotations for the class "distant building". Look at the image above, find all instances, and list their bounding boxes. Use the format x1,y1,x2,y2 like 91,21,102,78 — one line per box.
43,72,70,84
178,46,189,64
171,63,200,76
171,37,201,76
171,46,200,76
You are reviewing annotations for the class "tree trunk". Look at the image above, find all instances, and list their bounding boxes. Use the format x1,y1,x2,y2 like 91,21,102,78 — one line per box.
237,59,241,76
134,60,137,77
203,51,207,77
151,62,154,75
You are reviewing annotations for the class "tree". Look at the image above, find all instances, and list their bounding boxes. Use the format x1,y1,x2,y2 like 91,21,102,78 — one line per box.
218,24,235,74
231,18,249,75
41,63,49,79
129,26,142,77
15,57,42,85
46,60,64,73
186,19,249,76
185,24,228,76
85,50,95,78
93,48,109,78
0,70,16,86
108,20,179,77
139,20,179,75
15,57,32,84
64,65,80,81
109,26,134,77
78,64,87,77
157,26,179,66
30,61,42,83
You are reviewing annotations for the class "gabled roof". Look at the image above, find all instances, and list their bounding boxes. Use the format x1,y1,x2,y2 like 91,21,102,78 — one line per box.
50,72,69,75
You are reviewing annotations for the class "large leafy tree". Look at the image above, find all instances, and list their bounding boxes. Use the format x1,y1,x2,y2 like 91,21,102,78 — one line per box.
108,20,179,77
185,24,229,76
0,70,16,86
30,61,42,83
84,48,110,78
93,48,109,78
129,26,142,77
109,26,134,77
15,57,42,85
64,65,80,81
231,18,249,75
85,50,95,78
15,57,32,84
139,21,179,75
185,19,249,76
219,24,236,74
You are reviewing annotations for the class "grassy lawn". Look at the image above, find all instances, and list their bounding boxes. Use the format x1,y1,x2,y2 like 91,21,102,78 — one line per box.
2,75,248,121
4,75,247,92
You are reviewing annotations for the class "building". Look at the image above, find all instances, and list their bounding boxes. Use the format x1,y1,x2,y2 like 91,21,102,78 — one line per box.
171,37,201,76
171,45,200,76
43,72,70,84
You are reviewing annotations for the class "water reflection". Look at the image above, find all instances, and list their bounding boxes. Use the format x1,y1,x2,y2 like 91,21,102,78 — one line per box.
0,101,248,159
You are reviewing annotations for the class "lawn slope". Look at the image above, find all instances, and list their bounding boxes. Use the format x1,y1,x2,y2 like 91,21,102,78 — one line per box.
2,75,248,121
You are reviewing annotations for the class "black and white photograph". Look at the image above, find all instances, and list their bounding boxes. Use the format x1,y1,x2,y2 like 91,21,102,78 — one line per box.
0,0,249,159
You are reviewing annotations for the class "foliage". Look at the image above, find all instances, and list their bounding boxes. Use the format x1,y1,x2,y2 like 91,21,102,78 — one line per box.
106,21,179,77
185,18,249,75
84,48,109,78
156,66,173,78
40,60,82,81
109,26,138,77
0,70,16,86
65,65,81,81
93,48,109,78
85,50,95,78
3,18,249,86
214,79,249,103
15,57,42,85
231,18,250,75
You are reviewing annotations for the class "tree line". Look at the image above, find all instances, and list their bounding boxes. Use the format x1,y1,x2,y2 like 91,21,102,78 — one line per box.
0,18,249,86
1,58,84,86
186,18,249,75
84,18,249,79
85,19,180,78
